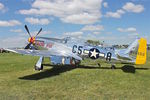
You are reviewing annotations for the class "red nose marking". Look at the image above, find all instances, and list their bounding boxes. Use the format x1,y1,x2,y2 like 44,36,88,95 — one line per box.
28,37,35,44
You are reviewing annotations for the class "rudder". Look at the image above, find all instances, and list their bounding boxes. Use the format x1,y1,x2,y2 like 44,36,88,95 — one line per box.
135,38,147,65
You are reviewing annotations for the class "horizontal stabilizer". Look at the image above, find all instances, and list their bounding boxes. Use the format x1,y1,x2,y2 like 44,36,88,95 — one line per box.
116,37,147,65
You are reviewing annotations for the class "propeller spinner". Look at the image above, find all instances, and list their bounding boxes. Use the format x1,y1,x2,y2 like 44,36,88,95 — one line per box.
28,37,35,44
24,25,42,49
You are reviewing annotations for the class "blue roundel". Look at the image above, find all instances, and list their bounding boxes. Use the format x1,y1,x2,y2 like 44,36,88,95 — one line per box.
89,48,100,59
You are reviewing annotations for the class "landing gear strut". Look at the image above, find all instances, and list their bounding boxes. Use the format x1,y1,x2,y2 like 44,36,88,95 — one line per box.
35,56,44,71
70,58,80,67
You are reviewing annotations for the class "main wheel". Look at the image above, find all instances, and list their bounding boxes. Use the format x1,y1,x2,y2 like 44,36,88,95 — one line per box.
75,60,81,67
40,64,43,70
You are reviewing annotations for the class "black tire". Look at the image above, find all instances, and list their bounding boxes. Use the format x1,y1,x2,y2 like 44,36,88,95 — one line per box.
40,64,43,70
75,60,81,67
111,65,116,69
98,63,101,67
34,66,38,70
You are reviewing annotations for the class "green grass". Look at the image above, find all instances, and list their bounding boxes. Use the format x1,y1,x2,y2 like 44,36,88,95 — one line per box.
0,52,150,100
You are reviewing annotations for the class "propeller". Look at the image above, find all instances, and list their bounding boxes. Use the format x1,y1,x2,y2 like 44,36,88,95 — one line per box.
25,25,31,37
25,43,32,49
24,25,42,49
35,28,42,37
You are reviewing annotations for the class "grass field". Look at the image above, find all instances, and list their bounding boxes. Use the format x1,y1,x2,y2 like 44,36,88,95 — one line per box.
0,52,150,100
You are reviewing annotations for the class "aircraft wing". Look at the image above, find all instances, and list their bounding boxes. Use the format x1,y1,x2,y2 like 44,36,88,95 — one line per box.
5,48,82,61
36,37,65,43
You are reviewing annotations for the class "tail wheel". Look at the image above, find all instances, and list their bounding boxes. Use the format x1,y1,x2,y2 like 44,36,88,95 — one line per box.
111,65,116,69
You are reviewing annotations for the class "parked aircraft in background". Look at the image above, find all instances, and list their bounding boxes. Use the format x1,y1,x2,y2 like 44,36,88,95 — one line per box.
5,25,147,71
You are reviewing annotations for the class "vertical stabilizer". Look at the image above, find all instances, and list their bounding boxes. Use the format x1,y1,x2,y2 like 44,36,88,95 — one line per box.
125,38,139,54
135,38,147,65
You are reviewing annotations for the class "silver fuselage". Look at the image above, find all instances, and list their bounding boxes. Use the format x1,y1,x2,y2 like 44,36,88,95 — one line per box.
33,37,134,65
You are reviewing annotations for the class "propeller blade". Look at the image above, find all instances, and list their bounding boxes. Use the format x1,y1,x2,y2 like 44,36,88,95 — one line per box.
25,25,32,37
35,28,42,37
25,43,32,49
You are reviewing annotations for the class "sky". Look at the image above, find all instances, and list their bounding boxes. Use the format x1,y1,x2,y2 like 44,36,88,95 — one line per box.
0,0,149,48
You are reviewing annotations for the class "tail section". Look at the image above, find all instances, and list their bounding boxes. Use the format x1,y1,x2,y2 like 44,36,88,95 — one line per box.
126,38,147,65
135,38,147,64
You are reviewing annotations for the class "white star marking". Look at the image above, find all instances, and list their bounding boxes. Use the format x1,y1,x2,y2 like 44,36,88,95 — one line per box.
90,49,99,58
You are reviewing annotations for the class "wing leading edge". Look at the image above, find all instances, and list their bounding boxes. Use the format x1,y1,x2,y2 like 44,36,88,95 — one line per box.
5,48,82,61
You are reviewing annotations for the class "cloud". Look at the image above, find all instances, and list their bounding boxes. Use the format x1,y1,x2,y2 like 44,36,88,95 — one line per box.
22,30,51,37
103,2,108,8
117,27,137,33
105,9,125,18
25,17,50,25
37,30,51,36
127,32,138,37
0,2,4,10
0,36,26,48
0,2,7,13
122,2,144,13
64,32,83,37
81,25,104,31
60,13,99,24
19,0,103,24
0,3,8,13
105,2,144,18
93,32,101,34
0,20,21,27
10,29,23,33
